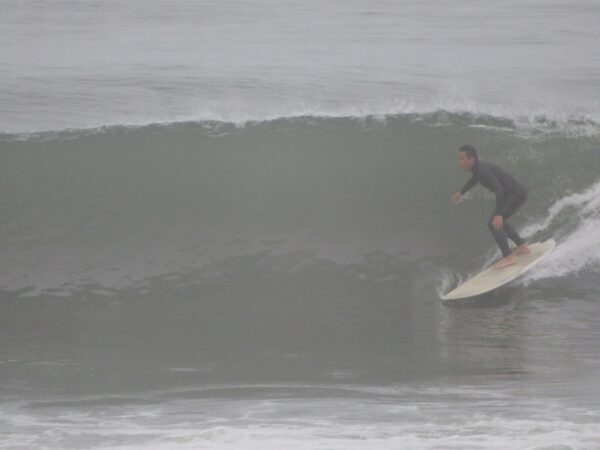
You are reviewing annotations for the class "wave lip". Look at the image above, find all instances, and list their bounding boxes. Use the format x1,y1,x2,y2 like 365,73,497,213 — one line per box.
2,106,600,140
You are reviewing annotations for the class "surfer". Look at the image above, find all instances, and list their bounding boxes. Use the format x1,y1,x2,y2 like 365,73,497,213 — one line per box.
452,144,530,269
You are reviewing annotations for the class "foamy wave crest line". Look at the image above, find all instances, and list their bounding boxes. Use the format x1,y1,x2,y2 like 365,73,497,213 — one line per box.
2,107,600,142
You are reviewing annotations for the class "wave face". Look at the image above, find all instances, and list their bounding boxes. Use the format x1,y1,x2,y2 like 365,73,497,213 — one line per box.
1,112,599,297
3,112,600,449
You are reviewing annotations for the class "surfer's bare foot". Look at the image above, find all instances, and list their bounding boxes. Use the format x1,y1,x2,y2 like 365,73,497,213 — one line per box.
494,255,516,269
512,244,530,255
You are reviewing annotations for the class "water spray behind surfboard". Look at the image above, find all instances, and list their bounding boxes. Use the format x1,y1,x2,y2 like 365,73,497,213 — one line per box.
520,180,600,284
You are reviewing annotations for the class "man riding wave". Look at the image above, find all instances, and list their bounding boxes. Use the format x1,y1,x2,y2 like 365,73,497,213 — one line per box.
452,145,530,269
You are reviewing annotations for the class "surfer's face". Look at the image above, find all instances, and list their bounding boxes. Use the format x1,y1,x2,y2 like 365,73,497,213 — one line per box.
458,151,475,171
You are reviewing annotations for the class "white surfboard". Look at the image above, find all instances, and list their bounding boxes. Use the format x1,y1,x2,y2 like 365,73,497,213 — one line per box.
440,239,556,300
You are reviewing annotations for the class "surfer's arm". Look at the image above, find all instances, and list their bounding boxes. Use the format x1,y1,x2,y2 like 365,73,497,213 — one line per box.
459,175,478,195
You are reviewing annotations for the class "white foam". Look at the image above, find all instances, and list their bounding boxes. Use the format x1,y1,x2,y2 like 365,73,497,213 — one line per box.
524,218,600,283
3,384,600,450
522,180,600,282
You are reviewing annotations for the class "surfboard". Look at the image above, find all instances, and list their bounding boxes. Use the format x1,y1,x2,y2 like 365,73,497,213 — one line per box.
440,239,556,300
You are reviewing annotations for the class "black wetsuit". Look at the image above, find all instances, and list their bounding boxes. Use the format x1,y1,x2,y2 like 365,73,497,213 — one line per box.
460,160,528,257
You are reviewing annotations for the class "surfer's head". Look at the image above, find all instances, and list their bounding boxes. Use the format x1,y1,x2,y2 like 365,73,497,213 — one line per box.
458,144,477,170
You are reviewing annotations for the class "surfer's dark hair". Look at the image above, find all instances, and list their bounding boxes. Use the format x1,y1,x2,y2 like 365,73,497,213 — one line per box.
459,144,478,161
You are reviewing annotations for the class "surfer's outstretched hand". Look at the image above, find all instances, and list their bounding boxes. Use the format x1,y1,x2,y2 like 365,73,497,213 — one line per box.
451,192,463,204
492,215,503,229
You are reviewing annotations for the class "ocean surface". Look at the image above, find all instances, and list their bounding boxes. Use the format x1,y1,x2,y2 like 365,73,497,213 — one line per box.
2,1,600,449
